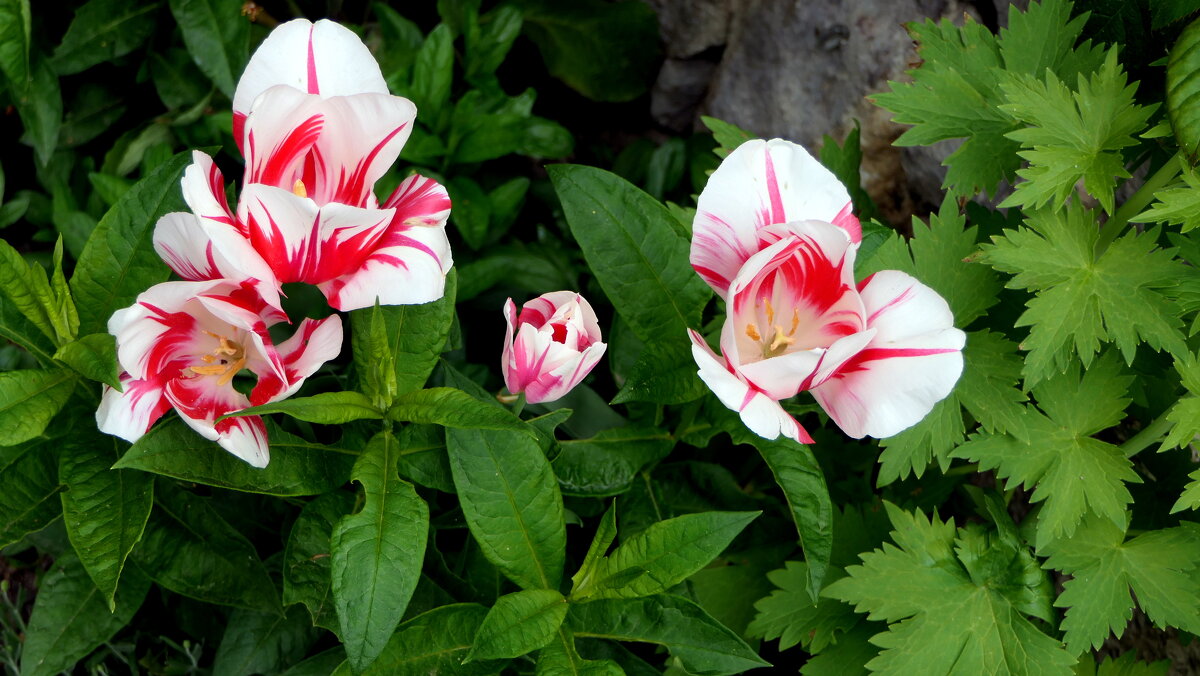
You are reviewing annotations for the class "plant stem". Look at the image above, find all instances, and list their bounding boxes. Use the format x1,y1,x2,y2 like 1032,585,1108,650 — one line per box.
1094,153,1182,256
1121,411,1177,458
511,392,526,418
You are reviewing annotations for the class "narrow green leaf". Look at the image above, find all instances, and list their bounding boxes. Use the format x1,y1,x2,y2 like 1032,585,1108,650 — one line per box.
331,430,430,672
350,270,456,406
554,427,673,497
0,369,74,446
135,482,280,612
362,604,507,675
51,0,159,75
19,554,150,676
537,628,624,676
446,425,566,590
168,0,248,97
115,417,355,497
0,437,62,549
14,55,62,166
572,511,758,601
0,238,65,345
0,0,31,88
1168,15,1200,156
0,295,56,365
48,239,78,342
213,606,322,676
284,490,355,634
569,594,770,675
467,589,568,661
571,502,618,593
754,437,834,600
387,387,529,433
410,24,454,114
59,433,152,611
53,332,120,389
70,150,190,335
549,164,711,344
222,391,383,425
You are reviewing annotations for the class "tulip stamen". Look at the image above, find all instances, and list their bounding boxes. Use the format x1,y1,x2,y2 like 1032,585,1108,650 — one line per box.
185,331,248,383
745,323,762,341
292,179,308,198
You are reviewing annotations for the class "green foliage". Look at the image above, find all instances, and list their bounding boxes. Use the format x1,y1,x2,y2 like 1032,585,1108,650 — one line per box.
466,589,568,661
284,491,354,633
1168,15,1200,156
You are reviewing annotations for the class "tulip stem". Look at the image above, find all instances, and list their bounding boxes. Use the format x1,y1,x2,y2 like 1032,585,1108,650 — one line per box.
1121,411,1177,459
1094,153,1182,257
510,392,527,418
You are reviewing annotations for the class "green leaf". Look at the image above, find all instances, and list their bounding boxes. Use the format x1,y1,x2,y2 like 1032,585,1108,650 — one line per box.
569,594,769,676
747,561,860,652
0,369,74,445
953,354,1139,547
553,427,673,497
213,606,322,676
135,482,280,612
537,628,623,676
1172,467,1200,513
515,0,659,102
751,437,834,599
394,422,454,493
52,332,119,389
223,391,383,425
798,621,879,676
14,55,62,167
1132,158,1200,232
51,0,159,75
0,437,62,549
387,387,529,432
0,294,57,366
0,0,31,90
1042,518,1200,653
284,490,355,633
331,430,431,672
611,339,707,405
19,554,150,676
362,603,507,675
70,150,190,335
983,205,1188,384
1077,652,1171,676
1163,352,1200,451
824,503,1072,676
572,511,758,601
281,648,347,676
466,5,522,82
467,589,568,661
571,502,618,592
0,238,71,345
59,433,152,611
168,0,248,97
410,24,454,114
549,164,711,343
447,425,567,590
999,49,1153,215
115,417,355,497
820,122,878,221
700,116,753,158
1169,15,1200,156
350,270,457,407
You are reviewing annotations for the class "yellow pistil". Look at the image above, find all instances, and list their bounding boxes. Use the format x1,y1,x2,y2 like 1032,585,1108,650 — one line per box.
184,331,247,385
292,179,308,198
768,326,795,353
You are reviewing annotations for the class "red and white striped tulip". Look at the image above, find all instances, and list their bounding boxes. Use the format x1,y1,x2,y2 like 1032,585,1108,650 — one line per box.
503,292,607,404
688,139,964,442
161,19,452,312
95,280,342,467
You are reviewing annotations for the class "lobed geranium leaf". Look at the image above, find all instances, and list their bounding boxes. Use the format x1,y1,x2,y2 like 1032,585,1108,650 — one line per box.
284,490,355,633
747,560,860,653
824,503,1071,676
212,606,322,676
0,369,75,446
467,589,568,661
19,553,151,676
572,510,758,602
116,417,356,497
59,432,152,611
553,426,674,497
0,437,62,549
70,149,190,335
135,481,280,613
1042,518,1200,653
569,594,770,675
447,424,566,591
331,429,430,672
1172,467,1200,513
1132,158,1200,232
167,0,248,98
361,603,507,675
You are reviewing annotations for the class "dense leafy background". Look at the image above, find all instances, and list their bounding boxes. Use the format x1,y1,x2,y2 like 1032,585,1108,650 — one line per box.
3,0,1200,675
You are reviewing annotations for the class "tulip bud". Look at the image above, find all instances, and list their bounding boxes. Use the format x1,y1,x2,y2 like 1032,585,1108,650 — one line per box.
502,292,607,404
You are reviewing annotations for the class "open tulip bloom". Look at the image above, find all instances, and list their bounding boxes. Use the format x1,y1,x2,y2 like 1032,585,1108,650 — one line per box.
503,292,608,404
157,18,452,313
96,280,343,467
688,139,965,443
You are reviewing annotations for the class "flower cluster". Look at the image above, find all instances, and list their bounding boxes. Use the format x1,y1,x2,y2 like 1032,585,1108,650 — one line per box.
687,139,965,443
97,19,453,466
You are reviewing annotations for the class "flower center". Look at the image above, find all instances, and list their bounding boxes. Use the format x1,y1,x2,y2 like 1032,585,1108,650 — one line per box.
744,299,800,359
184,331,248,386
292,179,308,198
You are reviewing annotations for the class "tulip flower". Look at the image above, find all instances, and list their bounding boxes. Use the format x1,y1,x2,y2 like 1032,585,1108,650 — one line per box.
503,292,607,404
160,18,452,312
687,139,965,442
96,279,342,467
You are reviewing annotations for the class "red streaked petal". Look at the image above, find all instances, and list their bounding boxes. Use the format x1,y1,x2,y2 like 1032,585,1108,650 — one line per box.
252,316,344,405
166,376,270,467
317,215,451,311
95,375,171,443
